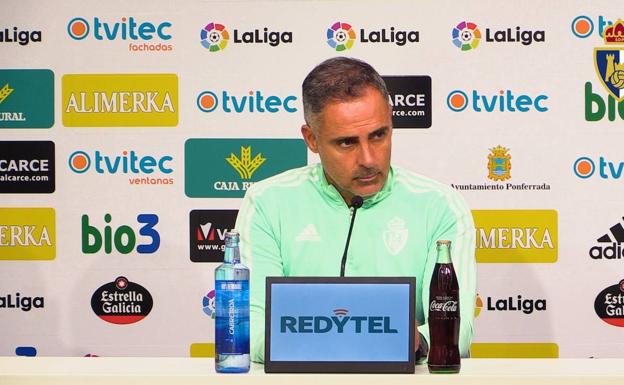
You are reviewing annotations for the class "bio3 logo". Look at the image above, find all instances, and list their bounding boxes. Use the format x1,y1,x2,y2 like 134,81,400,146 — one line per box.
447,89,548,112
82,213,160,254
196,90,297,114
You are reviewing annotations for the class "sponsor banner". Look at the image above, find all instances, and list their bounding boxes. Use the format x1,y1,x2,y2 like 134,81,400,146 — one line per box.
90,276,153,324
451,21,545,51
0,208,55,260
81,213,160,255
0,292,45,311
190,210,237,262
594,279,624,327
382,76,431,128
202,290,216,318
62,74,178,127
196,89,298,114
0,141,54,193
185,139,307,198
472,210,558,263
589,217,624,260
0,27,42,46
447,89,548,113
325,21,419,51
470,343,559,358
200,22,292,51
0,69,54,129
475,294,546,316
189,343,215,358
571,15,613,39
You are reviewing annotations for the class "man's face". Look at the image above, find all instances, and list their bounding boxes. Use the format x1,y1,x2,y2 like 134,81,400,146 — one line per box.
302,87,392,204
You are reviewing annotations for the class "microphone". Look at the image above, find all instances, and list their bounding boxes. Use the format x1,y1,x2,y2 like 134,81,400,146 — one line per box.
340,195,363,277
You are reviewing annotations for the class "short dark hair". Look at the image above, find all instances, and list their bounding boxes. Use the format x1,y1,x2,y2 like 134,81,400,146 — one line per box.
302,57,390,126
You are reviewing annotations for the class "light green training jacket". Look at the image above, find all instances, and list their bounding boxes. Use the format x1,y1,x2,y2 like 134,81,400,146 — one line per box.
236,163,477,363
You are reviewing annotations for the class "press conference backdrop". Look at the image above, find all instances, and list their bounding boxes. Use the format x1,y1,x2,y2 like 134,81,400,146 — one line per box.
1,0,623,359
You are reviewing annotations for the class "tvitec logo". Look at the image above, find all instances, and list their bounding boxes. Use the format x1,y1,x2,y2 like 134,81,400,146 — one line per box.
200,22,292,51
573,156,624,179
280,308,398,334
326,21,419,51
571,16,614,39
68,150,174,185
197,90,297,114
452,21,544,51
82,213,160,254
447,89,548,112
67,17,173,52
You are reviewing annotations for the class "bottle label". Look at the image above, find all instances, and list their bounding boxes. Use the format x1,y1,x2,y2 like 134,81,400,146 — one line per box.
215,279,250,355
430,298,458,312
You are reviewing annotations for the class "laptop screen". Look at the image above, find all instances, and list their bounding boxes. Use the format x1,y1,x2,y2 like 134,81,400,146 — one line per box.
265,277,415,373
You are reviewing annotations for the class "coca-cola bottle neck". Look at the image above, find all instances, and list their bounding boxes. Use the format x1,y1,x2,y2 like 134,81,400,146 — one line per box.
436,241,452,264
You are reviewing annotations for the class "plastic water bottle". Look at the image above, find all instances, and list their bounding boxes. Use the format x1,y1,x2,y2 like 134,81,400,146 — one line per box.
215,230,250,373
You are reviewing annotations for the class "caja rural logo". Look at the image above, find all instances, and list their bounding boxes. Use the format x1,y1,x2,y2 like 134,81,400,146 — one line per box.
67,17,173,52
200,22,292,51
326,21,419,51
586,18,624,121
451,20,544,51
594,279,624,327
91,276,153,325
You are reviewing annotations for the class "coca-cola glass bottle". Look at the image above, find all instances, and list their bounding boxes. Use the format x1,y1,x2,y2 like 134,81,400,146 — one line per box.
428,240,460,374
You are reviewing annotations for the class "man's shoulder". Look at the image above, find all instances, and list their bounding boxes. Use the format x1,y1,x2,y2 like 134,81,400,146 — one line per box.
392,165,458,197
245,164,319,199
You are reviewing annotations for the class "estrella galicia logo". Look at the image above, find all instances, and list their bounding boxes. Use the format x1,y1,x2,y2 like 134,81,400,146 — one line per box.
589,216,624,260
594,279,624,327
190,209,238,262
0,141,54,193
280,308,398,334
91,276,153,325
196,90,297,114
67,17,173,52
382,76,431,128
202,290,216,318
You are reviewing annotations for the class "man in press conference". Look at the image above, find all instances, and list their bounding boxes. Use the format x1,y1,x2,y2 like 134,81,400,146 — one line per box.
236,56,477,364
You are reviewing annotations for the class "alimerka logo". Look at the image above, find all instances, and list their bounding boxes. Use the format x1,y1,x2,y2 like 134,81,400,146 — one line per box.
0,208,55,260
472,209,558,263
280,309,398,334
62,74,178,127
91,276,153,324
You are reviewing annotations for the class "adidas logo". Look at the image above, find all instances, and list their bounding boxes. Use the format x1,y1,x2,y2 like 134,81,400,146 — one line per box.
296,224,320,242
589,217,624,259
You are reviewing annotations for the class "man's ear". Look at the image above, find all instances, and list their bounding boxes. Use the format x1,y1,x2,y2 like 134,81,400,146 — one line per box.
301,124,319,153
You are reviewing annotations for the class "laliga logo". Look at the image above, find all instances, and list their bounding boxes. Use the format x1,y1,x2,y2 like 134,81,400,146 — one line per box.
326,21,419,51
67,17,172,41
452,21,481,51
200,22,292,51
327,22,356,51
201,23,228,51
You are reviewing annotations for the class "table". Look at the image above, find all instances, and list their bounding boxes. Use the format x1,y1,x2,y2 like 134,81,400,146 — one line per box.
1,357,623,385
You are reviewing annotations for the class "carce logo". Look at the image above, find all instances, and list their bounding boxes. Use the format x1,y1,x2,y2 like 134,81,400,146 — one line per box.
190,210,238,262
382,76,431,128
0,69,54,129
589,217,624,260
447,89,548,112
472,209,558,263
326,21,419,51
62,74,178,127
67,17,173,52
196,90,297,114
185,139,307,198
594,279,624,327
200,22,292,51
0,208,55,260
0,141,54,193
91,276,153,324
82,213,160,254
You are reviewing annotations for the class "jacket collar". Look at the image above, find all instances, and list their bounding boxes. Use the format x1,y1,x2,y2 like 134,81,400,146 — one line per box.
314,163,394,209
